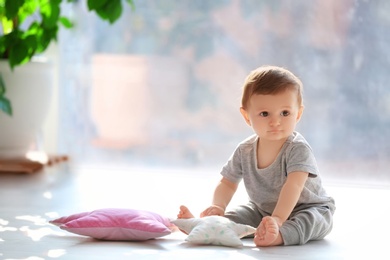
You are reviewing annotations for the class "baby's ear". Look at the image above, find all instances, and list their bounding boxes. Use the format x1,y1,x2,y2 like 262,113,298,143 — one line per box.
296,105,304,121
240,107,251,126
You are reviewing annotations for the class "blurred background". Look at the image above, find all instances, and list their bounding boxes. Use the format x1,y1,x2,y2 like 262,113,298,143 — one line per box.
46,0,389,187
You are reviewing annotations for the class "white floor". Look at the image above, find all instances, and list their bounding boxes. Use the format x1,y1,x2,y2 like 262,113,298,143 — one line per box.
1,163,389,260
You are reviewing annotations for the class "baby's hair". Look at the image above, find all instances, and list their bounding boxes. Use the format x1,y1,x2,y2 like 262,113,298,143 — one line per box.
241,65,303,109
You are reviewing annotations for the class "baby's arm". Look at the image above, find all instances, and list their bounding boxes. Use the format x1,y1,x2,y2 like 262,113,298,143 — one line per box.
272,171,309,225
200,177,238,217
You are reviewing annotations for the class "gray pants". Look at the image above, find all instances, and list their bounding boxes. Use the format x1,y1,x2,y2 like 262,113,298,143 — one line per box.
224,201,335,245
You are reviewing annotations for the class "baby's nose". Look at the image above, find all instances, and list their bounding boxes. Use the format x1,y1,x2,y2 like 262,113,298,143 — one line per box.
269,116,281,126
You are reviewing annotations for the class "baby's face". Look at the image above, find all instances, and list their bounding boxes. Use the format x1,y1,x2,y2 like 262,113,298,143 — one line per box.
242,89,303,142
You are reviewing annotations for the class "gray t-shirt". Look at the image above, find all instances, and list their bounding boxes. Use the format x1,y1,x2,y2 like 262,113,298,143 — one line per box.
221,131,335,215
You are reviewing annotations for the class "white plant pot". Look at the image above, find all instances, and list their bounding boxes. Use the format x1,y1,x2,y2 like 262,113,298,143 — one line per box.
0,58,53,158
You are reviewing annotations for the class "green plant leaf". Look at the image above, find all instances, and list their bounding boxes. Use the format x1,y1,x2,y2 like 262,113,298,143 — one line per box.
40,0,61,29
102,0,122,24
9,40,30,68
0,74,12,116
93,0,122,24
23,34,38,55
59,16,73,28
87,0,109,11
17,0,39,25
25,20,40,35
0,73,5,96
4,0,24,19
1,16,13,34
37,26,58,53
0,96,12,116
0,36,6,57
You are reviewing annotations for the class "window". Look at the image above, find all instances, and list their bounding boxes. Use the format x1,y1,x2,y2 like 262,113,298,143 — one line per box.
58,0,390,187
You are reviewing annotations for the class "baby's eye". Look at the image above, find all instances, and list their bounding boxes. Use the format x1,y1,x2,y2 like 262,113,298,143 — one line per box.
281,110,290,116
259,111,269,117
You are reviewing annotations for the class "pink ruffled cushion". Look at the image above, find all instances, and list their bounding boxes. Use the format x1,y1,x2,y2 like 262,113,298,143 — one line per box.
50,208,172,241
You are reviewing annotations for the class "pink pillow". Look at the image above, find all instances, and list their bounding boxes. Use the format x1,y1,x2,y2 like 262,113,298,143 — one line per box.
50,208,172,241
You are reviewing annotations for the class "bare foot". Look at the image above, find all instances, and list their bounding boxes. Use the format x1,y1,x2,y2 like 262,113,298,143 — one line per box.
177,205,195,219
254,216,283,247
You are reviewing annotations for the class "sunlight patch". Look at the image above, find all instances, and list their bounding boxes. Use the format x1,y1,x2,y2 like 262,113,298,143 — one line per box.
16,215,47,226
0,218,9,225
20,226,65,242
47,249,66,258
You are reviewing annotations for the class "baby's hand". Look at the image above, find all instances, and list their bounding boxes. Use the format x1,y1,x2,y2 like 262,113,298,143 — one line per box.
200,205,225,217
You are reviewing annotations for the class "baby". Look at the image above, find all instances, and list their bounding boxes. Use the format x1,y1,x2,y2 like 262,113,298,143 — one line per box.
178,65,335,247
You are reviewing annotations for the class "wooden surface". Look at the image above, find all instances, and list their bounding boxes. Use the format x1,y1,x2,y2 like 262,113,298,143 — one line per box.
0,154,68,173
